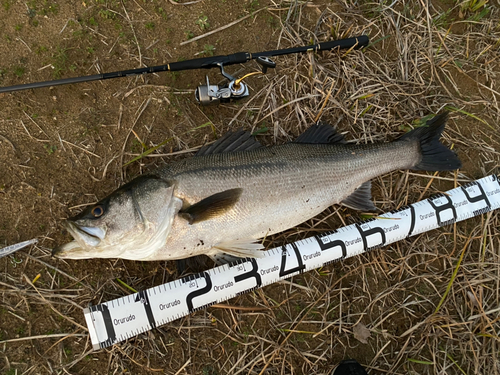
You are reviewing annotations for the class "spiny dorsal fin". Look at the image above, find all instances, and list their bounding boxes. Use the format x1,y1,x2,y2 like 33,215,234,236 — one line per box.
341,181,377,211
294,122,346,144
196,129,262,156
179,188,243,224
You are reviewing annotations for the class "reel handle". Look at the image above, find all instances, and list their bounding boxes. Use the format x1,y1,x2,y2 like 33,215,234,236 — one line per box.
256,57,276,74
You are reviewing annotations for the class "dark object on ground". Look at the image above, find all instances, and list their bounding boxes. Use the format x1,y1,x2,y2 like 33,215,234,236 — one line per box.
332,359,369,375
176,255,212,275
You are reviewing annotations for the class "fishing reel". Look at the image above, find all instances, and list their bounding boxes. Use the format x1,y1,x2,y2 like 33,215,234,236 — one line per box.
195,56,276,105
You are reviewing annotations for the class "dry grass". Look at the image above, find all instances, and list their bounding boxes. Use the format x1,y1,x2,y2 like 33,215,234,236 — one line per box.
1,0,499,374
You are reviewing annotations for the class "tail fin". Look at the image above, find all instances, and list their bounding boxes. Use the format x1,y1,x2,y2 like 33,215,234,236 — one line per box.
400,112,461,171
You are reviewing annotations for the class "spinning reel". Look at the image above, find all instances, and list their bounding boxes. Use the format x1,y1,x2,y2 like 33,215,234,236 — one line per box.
195,56,276,105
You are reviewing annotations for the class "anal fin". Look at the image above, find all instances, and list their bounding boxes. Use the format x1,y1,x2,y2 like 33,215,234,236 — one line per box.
341,181,377,211
212,239,265,259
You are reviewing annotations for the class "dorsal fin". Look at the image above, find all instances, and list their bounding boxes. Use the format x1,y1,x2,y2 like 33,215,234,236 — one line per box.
294,122,346,144
341,181,377,211
196,129,262,156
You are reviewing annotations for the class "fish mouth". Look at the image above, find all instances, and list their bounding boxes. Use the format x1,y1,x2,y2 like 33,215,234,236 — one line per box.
52,222,106,259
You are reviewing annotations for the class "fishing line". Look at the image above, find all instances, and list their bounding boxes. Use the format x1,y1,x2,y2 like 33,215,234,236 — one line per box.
83,174,500,350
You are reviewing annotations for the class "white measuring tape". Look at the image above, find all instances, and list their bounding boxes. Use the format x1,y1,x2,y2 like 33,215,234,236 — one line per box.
84,174,500,350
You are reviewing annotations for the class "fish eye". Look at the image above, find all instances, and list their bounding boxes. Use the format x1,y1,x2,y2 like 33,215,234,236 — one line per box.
91,206,104,218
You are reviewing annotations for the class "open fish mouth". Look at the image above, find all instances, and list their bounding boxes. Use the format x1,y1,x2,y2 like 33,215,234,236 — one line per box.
52,222,106,258
66,222,106,246
76,225,106,241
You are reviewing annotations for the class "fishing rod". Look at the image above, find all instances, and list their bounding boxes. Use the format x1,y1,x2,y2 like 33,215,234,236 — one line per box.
0,35,369,105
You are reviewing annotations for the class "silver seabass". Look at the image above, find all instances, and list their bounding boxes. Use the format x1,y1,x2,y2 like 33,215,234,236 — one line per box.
53,113,461,261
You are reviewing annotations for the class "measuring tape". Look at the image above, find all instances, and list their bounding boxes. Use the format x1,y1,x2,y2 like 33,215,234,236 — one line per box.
84,174,500,350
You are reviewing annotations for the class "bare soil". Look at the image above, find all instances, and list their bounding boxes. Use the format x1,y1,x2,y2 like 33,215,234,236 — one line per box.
1,1,499,374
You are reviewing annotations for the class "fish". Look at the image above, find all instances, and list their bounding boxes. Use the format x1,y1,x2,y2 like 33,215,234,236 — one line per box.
53,112,461,261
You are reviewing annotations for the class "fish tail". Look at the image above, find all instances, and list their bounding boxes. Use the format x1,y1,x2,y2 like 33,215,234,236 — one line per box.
400,112,462,171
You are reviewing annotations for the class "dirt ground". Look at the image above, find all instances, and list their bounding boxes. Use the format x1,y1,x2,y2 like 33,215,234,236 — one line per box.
1,0,499,374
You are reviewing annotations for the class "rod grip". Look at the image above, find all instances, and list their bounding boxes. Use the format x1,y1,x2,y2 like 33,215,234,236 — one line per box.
317,35,369,51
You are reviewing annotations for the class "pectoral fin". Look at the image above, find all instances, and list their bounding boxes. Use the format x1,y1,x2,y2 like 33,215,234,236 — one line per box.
341,181,377,211
179,188,243,224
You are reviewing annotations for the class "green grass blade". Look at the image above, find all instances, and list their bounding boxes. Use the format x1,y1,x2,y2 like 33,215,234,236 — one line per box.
366,35,391,49
116,278,138,293
407,358,433,365
444,106,494,130
434,238,470,314
251,126,268,136
278,328,316,334
124,121,215,167
124,137,174,166
445,352,467,375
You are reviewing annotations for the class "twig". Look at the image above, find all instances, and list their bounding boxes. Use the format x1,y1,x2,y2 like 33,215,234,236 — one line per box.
23,110,49,138
61,139,101,159
22,274,88,331
120,97,151,179
173,359,192,375
180,8,267,46
255,95,319,124
0,333,86,344
0,134,16,151
168,0,202,5
211,304,269,311
24,253,91,289
121,0,142,68
314,78,335,122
